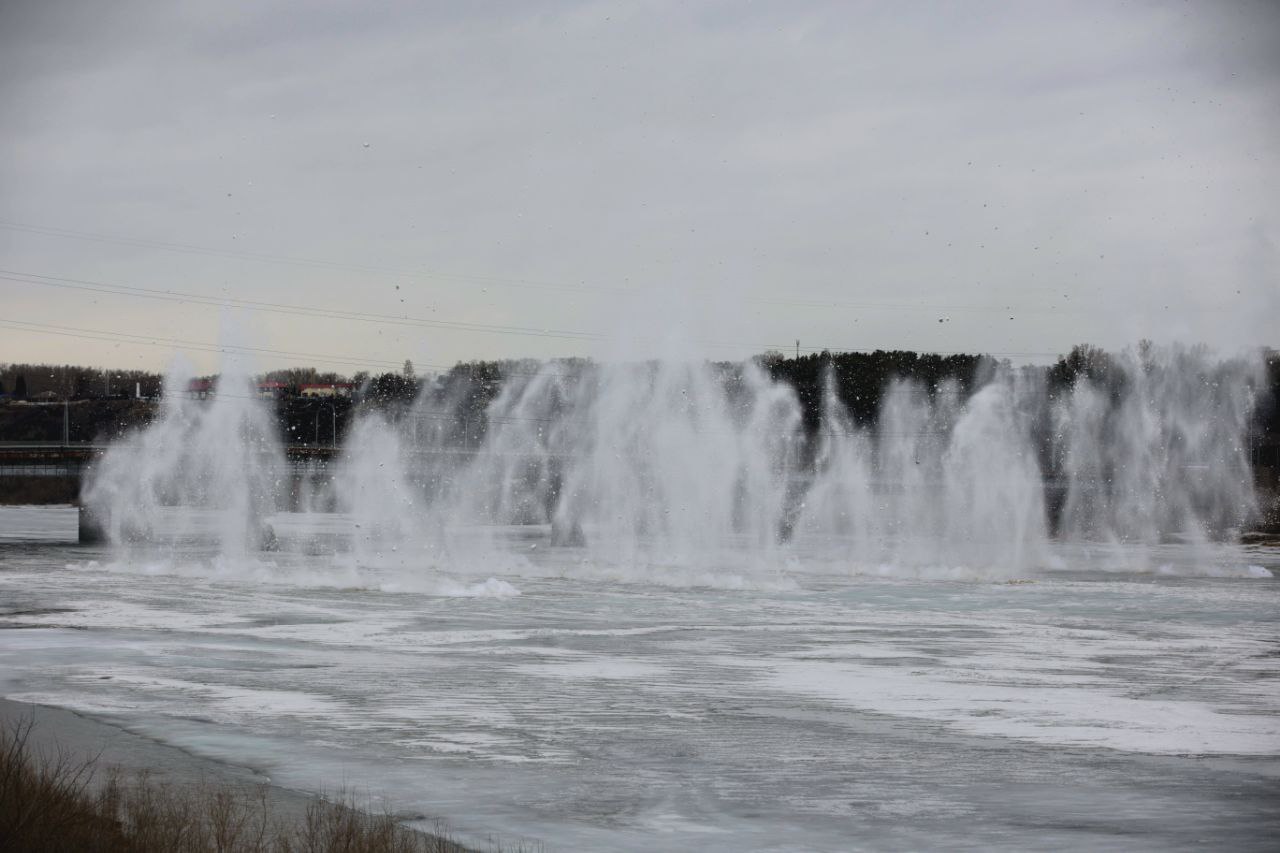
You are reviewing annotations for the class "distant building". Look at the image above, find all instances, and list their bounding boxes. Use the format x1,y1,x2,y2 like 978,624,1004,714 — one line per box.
187,378,215,400
299,382,355,399
257,380,289,399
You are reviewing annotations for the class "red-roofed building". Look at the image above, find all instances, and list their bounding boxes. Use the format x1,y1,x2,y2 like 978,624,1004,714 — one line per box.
186,378,215,399
257,380,289,399
300,382,355,399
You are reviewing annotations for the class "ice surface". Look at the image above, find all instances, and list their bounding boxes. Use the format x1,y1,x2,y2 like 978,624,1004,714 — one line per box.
0,505,78,541
2,529,1278,851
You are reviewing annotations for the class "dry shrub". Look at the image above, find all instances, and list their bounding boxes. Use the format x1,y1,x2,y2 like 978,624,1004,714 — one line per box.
0,715,126,851
0,714,474,852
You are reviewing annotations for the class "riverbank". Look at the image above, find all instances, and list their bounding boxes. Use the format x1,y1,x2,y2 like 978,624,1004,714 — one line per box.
0,698,471,852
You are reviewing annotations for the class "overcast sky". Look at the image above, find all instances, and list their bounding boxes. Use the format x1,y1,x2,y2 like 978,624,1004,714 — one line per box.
2,0,1277,375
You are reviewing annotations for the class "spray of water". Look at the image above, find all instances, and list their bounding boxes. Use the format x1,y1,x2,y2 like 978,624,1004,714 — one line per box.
83,343,1268,583
83,352,285,559
1052,345,1261,564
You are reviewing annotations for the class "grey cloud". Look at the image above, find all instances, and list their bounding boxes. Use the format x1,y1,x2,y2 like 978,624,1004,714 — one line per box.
1,0,1277,372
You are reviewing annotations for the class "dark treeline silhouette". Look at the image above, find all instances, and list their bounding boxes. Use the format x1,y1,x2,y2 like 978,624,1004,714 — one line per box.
281,396,355,448
1041,343,1279,448
0,364,164,400
0,399,152,443
752,349,988,433
259,366,351,395
2,350,1277,477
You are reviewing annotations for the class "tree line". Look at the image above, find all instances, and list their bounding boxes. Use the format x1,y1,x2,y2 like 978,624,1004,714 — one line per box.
3,348,1277,462
0,364,165,400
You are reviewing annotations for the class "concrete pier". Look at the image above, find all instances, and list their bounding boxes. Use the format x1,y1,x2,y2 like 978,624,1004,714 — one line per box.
77,505,106,544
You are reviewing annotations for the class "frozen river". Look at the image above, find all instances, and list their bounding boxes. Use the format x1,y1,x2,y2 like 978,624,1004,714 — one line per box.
2,507,1279,851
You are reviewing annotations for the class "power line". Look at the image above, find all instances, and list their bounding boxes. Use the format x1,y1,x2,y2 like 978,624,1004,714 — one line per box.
2,319,1065,411
0,270,601,343
1,320,1058,441
2,218,1085,315
0,268,1064,359
0,319,594,378
0,220,623,296
0,319,415,371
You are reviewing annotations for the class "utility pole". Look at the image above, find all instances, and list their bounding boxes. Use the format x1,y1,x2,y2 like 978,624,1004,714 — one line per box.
317,402,337,450
63,399,69,446
795,340,800,359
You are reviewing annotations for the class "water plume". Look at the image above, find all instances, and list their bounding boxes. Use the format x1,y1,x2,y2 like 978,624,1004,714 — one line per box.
83,339,1268,584
793,369,1048,575
1052,344,1262,546
82,352,284,558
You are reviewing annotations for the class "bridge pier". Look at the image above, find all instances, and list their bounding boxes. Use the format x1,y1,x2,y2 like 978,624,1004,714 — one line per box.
258,522,279,552
551,517,585,547
77,506,106,545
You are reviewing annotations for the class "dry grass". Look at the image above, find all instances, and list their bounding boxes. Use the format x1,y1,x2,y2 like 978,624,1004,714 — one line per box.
0,714,479,852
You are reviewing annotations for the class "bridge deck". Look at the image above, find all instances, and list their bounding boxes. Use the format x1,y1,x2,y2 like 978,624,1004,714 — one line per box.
0,444,578,478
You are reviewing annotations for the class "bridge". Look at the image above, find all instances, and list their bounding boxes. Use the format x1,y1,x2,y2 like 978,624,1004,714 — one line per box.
0,441,1081,487
0,442,582,481
0,442,341,476
0,441,1098,546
